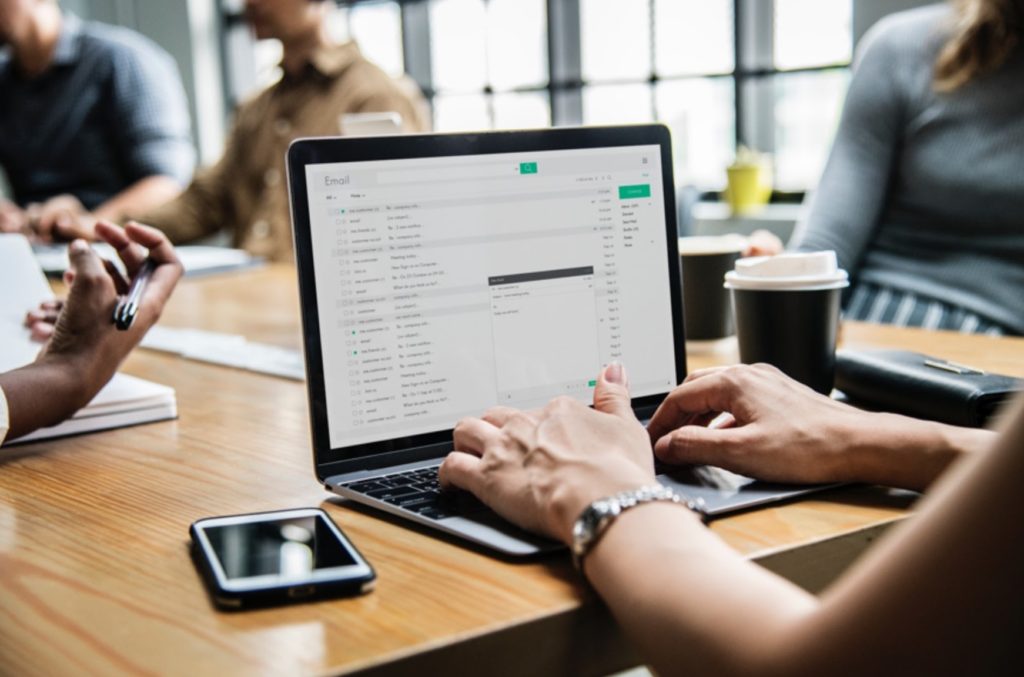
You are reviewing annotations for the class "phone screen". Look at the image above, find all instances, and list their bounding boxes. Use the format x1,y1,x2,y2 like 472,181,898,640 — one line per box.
203,513,357,581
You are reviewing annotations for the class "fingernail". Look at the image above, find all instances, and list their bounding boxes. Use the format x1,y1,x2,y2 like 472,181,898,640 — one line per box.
605,361,627,386
70,239,87,253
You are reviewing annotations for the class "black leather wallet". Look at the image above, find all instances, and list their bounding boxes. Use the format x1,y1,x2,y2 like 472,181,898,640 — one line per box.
834,349,1022,427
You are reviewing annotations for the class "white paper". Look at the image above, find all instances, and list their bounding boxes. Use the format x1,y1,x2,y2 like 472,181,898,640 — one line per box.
0,235,55,372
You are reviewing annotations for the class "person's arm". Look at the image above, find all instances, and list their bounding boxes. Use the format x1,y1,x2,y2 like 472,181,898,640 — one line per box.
0,221,182,442
135,106,250,245
586,398,1024,676
789,18,906,275
0,198,28,234
93,176,182,224
646,364,995,492
26,175,183,242
440,364,1023,675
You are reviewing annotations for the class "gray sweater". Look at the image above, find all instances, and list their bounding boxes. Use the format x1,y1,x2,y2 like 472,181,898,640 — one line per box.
792,5,1024,334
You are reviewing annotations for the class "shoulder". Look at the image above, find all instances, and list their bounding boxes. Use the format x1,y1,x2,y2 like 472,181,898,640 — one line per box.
338,51,416,102
857,5,952,68
76,18,179,78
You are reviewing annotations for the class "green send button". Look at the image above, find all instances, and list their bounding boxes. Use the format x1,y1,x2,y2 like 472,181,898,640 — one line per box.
588,379,597,387
520,162,538,174
618,184,651,199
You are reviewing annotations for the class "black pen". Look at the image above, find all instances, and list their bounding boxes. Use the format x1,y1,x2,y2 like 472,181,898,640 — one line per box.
113,258,156,331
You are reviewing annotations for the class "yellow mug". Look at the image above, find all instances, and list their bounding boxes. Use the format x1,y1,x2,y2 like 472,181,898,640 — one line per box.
724,162,772,215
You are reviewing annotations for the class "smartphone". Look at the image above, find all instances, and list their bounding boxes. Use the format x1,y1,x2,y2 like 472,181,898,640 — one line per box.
189,507,375,610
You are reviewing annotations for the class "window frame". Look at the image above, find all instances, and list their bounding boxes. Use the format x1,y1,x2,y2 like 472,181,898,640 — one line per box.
218,0,853,197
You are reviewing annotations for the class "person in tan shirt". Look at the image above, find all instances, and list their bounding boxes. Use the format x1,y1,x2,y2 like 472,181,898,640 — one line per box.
140,0,428,261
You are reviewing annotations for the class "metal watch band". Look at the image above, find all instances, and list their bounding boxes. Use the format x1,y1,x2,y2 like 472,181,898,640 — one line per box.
571,484,708,572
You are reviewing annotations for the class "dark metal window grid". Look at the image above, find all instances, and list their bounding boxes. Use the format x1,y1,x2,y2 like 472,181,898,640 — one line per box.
219,0,852,195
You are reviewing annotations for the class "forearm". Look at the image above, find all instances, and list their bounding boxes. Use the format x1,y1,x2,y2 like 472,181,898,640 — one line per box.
0,356,101,441
845,412,996,491
584,503,818,676
93,176,182,223
134,170,227,245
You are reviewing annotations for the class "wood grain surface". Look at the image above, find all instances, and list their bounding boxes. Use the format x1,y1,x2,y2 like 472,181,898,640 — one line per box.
2,265,1021,676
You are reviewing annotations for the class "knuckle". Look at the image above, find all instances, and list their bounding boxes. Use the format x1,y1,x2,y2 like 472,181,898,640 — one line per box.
74,269,106,290
717,367,743,391
548,395,578,412
481,407,507,423
508,411,534,428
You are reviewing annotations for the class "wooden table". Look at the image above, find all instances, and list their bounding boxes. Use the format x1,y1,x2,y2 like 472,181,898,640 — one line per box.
2,265,1022,676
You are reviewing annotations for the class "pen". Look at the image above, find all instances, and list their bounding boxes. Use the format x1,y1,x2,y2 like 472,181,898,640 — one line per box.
113,258,156,331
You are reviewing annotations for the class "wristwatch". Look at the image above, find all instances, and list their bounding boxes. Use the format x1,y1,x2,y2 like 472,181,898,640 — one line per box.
571,484,707,572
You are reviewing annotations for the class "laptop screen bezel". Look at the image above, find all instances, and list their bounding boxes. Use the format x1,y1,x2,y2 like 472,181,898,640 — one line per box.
286,125,687,480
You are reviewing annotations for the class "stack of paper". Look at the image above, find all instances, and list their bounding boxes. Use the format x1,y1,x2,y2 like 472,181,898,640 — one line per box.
1,234,177,445
141,326,305,381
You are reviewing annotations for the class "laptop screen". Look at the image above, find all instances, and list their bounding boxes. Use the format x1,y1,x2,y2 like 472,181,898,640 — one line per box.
289,127,685,469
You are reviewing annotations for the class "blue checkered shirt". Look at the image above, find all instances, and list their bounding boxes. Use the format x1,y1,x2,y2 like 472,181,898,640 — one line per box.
0,13,194,209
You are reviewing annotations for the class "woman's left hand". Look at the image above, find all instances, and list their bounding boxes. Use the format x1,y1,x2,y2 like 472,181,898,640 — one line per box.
439,363,657,544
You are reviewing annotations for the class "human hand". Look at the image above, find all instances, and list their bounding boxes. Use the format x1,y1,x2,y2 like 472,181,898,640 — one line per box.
743,229,784,257
36,220,182,395
439,363,658,544
0,198,28,233
26,194,97,242
25,299,64,342
648,364,899,485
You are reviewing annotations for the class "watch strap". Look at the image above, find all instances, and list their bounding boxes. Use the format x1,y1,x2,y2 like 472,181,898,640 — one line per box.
571,484,707,571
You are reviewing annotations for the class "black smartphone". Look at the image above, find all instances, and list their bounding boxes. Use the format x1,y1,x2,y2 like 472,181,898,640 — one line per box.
189,507,375,610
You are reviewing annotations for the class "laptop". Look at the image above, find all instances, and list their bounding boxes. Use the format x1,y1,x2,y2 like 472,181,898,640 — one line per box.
287,125,833,556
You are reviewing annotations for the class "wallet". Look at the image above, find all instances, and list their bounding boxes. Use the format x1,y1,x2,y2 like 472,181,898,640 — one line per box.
834,349,1022,428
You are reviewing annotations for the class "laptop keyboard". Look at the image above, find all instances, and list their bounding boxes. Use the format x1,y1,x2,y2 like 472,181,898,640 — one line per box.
340,466,486,520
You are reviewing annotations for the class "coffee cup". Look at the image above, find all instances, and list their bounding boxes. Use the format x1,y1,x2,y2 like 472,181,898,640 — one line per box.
725,251,849,394
679,235,747,343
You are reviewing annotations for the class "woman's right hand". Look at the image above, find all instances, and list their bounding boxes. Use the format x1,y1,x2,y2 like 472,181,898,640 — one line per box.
743,229,784,257
646,364,986,490
37,220,183,397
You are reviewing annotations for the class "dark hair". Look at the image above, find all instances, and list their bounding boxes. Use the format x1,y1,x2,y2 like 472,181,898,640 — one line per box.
935,0,1024,91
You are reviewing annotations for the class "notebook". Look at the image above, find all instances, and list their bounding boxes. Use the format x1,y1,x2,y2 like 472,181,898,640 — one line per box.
1,234,177,445
287,125,833,556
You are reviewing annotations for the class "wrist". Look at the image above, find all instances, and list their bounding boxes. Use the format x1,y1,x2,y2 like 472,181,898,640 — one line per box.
35,349,114,409
847,412,980,491
553,471,658,544
581,500,707,581
570,484,707,572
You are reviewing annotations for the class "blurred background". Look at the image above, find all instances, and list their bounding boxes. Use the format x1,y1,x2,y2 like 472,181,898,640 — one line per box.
30,0,934,226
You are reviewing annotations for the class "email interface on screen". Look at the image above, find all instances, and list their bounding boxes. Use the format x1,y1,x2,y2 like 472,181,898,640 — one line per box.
306,145,677,449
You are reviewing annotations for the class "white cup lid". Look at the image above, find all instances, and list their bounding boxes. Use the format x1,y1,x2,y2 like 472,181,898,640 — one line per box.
678,234,748,255
724,251,849,290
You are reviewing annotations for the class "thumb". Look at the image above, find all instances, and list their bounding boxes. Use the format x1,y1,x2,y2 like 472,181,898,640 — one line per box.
593,361,635,421
66,239,105,287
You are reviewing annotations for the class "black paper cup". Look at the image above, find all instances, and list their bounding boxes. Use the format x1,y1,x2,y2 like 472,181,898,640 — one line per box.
730,286,843,394
726,252,849,395
680,236,745,341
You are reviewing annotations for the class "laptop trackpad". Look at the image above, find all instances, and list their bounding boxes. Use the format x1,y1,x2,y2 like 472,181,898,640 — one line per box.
657,465,837,516
442,512,561,556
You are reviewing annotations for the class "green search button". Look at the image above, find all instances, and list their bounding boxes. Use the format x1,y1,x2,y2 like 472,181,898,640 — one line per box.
520,162,538,174
618,184,651,199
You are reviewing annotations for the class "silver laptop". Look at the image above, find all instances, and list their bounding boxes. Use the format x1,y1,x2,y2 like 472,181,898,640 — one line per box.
287,125,832,557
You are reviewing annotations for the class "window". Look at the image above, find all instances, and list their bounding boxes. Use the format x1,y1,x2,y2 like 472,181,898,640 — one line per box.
430,0,549,131
219,0,854,194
